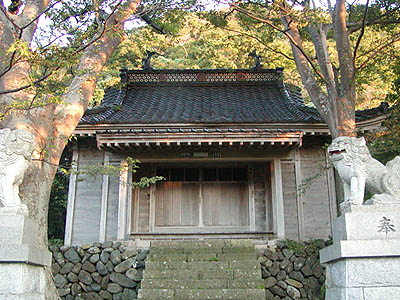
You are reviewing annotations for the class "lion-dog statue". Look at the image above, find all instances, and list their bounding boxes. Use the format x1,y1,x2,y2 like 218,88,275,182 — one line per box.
328,136,400,209
0,128,35,211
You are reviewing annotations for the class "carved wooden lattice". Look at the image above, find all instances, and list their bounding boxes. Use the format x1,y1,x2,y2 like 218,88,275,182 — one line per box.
126,71,280,84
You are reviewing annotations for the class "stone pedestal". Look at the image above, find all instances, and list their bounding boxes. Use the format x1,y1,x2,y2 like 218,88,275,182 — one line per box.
0,212,52,300
320,205,400,300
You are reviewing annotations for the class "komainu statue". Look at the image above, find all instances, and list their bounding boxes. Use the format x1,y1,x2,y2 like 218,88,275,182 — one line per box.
328,136,400,208
0,128,35,212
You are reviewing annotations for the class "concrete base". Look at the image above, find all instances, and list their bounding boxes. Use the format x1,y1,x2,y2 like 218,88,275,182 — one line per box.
0,214,52,299
321,204,400,300
0,263,47,300
324,256,400,300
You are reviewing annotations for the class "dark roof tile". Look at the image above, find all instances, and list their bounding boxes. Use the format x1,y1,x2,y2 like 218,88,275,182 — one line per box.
81,70,387,126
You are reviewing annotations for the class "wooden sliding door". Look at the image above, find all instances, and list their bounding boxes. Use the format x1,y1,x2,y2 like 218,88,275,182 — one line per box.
155,182,200,227
153,166,249,231
202,181,248,226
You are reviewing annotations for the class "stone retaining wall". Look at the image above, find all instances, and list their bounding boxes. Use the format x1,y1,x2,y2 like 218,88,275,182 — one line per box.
258,240,329,300
50,239,329,300
49,241,147,300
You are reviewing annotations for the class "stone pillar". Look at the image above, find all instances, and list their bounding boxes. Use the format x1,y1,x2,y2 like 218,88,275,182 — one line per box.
0,210,52,300
320,205,400,300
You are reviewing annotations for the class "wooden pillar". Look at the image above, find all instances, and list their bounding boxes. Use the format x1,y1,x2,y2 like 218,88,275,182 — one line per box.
264,162,273,232
326,152,338,234
248,166,256,232
64,147,78,246
294,148,305,240
126,167,133,235
99,152,110,242
149,165,156,232
117,158,129,240
271,159,285,239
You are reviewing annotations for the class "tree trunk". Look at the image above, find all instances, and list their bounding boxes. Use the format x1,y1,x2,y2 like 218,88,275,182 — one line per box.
0,1,140,298
280,0,357,138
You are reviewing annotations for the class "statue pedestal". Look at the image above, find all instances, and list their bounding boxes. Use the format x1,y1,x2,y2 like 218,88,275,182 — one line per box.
0,213,52,300
320,205,400,300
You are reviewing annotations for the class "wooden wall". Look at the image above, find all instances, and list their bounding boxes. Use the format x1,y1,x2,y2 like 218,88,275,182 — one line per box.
105,171,119,241
281,161,300,240
253,163,272,232
300,148,334,239
134,165,151,232
280,147,335,241
71,148,103,245
67,143,335,244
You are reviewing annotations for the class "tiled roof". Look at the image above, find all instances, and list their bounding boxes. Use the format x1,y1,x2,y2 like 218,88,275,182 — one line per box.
80,69,387,125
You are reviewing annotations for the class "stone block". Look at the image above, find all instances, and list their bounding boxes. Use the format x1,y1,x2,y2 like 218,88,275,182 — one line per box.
0,263,46,295
326,257,400,288
333,205,400,242
0,215,37,245
363,287,400,300
320,239,400,263
325,287,365,300
322,204,400,300
0,244,52,266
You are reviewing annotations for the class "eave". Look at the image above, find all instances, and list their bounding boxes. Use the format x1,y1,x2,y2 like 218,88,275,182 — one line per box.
71,114,385,152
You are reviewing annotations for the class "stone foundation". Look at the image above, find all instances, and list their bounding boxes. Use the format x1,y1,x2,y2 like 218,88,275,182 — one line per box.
49,241,147,300
50,240,329,300
258,240,329,300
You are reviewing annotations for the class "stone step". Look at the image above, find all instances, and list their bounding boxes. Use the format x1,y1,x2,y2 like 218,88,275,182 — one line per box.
141,279,265,289
149,245,255,255
138,288,265,300
139,240,263,300
150,239,254,248
142,268,262,280
145,260,260,271
147,252,256,262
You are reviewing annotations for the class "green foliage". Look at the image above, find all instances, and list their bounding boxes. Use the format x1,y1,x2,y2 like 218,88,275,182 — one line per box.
368,57,400,163
7,0,22,13
209,256,219,262
297,152,328,197
92,7,400,110
207,11,228,27
64,157,164,187
48,169,69,240
48,238,64,246
280,239,328,256
216,0,400,109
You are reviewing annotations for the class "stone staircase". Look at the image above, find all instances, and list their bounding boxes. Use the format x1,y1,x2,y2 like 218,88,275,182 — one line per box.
138,240,265,300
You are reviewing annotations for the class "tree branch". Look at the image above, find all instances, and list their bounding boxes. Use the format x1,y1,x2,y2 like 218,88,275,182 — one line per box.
0,72,52,95
20,0,63,31
223,27,294,61
0,1,131,96
53,0,140,147
352,0,369,67
231,3,326,82
357,36,400,71
347,8,400,34
0,1,62,81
